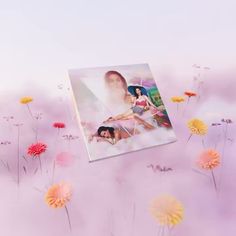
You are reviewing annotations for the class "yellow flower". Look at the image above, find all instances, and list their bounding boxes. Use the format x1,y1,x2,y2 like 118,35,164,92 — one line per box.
198,149,220,170
150,195,184,226
45,182,72,208
187,118,208,135
20,96,33,104
171,96,185,103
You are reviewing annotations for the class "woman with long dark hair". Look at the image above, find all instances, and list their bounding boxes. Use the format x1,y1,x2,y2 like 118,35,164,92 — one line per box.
104,86,159,124
88,125,140,145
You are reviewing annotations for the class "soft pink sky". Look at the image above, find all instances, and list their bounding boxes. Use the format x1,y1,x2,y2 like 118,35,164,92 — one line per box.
0,1,236,236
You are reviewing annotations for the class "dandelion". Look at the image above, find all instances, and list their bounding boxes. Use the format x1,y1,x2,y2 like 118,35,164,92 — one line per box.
62,134,79,150
219,118,233,191
187,118,208,144
27,142,47,173
197,149,220,192
3,116,14,131
221,118,233,160
20,96,34,120
45,182,72,231
150,195,184,235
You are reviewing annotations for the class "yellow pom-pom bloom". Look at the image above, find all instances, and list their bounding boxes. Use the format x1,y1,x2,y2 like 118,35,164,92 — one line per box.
150,195,184,226
45,182,72,208
171,96,185,103
20,96,33,104
187,118,208,135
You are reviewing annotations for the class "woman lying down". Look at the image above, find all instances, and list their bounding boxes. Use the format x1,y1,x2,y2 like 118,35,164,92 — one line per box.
89,118,155,145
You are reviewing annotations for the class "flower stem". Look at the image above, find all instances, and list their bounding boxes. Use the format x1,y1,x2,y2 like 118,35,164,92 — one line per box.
17,125,20,187
132,202,136,236
65,205,72,232
38,155,42,174
52,160,56,183
187,134,193,144
202,138,205,148
26,104,34,120
211,169,217,193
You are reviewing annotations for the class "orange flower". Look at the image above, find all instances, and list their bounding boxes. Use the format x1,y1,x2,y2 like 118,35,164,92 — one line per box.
45,182,72,208
184,91,197,97
198,149,220,170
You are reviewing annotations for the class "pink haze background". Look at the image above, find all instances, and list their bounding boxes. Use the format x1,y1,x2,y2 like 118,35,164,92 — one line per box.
0,69,235,236
0,1,236,235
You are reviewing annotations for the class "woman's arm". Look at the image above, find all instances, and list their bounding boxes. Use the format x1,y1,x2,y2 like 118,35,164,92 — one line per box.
132,97,137,107
88,132,98,142
97,137,116,145
144,95,156,107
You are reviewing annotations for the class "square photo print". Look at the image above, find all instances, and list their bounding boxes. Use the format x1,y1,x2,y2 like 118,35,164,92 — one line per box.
69,64,177,161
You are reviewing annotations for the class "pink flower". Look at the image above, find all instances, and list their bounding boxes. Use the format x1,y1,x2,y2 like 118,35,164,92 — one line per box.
55,152,75,167
53,122,66,129
27,142,47,157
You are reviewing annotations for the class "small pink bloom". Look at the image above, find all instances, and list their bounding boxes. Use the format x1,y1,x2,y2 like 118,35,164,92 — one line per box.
55,152,74,167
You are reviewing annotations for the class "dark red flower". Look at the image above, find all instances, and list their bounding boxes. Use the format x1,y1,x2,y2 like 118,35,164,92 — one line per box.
184,91,197,97
53,122,66,129
27,142,47,157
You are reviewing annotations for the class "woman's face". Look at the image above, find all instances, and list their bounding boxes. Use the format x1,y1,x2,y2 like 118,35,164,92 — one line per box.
135,88,141,95
107,74,124,90
100,129,111,138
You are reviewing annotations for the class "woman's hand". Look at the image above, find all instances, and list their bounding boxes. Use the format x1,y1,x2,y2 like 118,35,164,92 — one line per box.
96,137,104,142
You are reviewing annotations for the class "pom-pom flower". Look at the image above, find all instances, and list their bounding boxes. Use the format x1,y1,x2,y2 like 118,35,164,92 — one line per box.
187,119,208,135
27,142,47,156
184,91,197,105
45,182,72,208
198,149,220,170
171,96,185,113
20,96,33,104
27,142,47,173
150,195,184,227
197,149,220,192
184,91,197,97
171,96,185,103
45,182,72,231
20,96,34,120
53,122,66,129
55,152,75,167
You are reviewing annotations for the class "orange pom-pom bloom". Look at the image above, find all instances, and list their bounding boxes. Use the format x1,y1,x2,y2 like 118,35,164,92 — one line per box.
45,182,72,208
198,149,220,170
